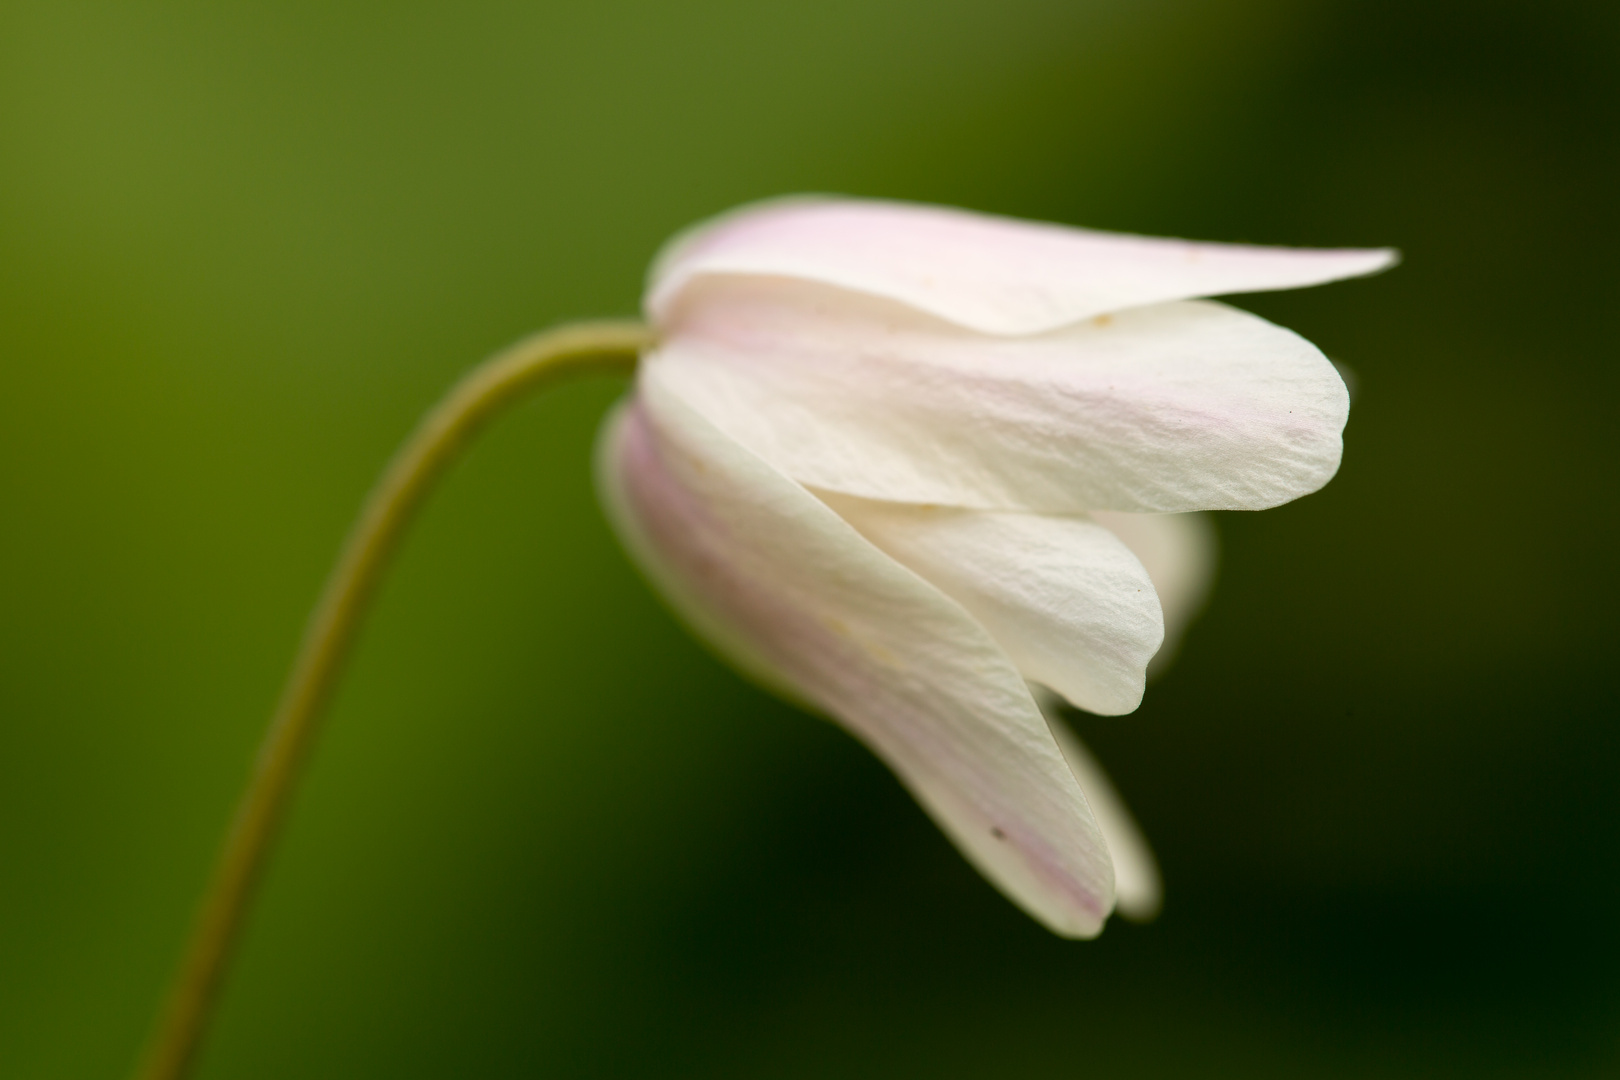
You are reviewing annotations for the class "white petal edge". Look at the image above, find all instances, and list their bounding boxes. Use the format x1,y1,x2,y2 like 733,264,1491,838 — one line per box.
1034,688,1163,923
596,368,1116,936
654,279,1350,514
1091,511,1218,677
819,492,1163,717
649,196,1397,336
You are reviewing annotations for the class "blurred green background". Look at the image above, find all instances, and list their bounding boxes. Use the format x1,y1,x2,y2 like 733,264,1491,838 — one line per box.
2,0,1617,1076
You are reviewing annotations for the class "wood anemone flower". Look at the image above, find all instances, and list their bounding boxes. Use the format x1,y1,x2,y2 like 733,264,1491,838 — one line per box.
597,197,1395,938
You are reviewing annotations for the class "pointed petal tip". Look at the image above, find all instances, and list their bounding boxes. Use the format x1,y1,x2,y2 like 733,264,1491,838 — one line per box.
1323,244,1400,281
650,196,1400,336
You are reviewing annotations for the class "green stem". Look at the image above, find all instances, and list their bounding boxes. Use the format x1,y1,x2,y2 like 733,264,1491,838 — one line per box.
133,320,653,1080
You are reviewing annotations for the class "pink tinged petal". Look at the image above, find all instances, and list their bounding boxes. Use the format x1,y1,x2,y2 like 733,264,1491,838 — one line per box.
1034,689,1163,923
818,492,1163,717
653,278,1351,514
596,369,1116,937
1091,511,1218,677
649,197,1398,336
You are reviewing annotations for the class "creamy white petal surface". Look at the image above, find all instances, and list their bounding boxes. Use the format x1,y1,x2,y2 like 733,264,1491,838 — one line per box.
1091,511,1217,674
655,278,1350,513
650,197,1397,336
820,492,1162,717
598,195,1388,936
598,367,1117,937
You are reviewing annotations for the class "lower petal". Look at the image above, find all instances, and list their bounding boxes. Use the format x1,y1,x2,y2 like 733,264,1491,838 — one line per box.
1035,689,1163,923
596,369,1117,936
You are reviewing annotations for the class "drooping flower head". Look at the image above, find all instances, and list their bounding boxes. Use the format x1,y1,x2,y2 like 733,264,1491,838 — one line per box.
597,197,1394,937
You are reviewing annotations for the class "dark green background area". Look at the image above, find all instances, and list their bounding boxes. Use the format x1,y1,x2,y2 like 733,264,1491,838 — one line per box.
2,0,1616,1076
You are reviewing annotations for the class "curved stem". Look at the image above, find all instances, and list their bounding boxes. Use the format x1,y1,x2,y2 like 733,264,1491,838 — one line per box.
134,320,653,1080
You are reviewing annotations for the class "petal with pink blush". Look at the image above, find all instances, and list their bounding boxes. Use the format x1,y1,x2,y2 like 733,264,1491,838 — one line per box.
649,197,1397,336
654,278,1349,514
597,367,1117,936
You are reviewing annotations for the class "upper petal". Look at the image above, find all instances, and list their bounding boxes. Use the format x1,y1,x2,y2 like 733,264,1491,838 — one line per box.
819,492,1163,717
596,365,1116,936
652,277,1350,513
649,197,1397,336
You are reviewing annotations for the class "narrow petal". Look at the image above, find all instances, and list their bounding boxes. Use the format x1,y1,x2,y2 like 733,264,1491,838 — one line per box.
596,368,1116,936
1034,689,1163,923
1091,511,1218,676
653,277,1350,513
819,492,1163,717
649,197,1397,336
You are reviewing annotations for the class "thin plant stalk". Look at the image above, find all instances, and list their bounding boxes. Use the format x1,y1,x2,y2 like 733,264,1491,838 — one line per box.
134,320,652,1080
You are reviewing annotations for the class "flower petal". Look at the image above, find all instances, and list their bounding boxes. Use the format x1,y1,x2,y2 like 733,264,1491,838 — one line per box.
596,368,1116,936
1091,511,1218,676
1034,689,1163,923
818,492,1162,717
649,197,1397,336
653,277,1350,513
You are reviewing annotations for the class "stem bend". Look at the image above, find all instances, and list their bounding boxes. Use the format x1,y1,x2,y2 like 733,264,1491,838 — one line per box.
134,320,652,1080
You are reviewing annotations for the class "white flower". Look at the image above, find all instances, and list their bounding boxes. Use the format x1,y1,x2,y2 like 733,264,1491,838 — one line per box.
596,197,1394,937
